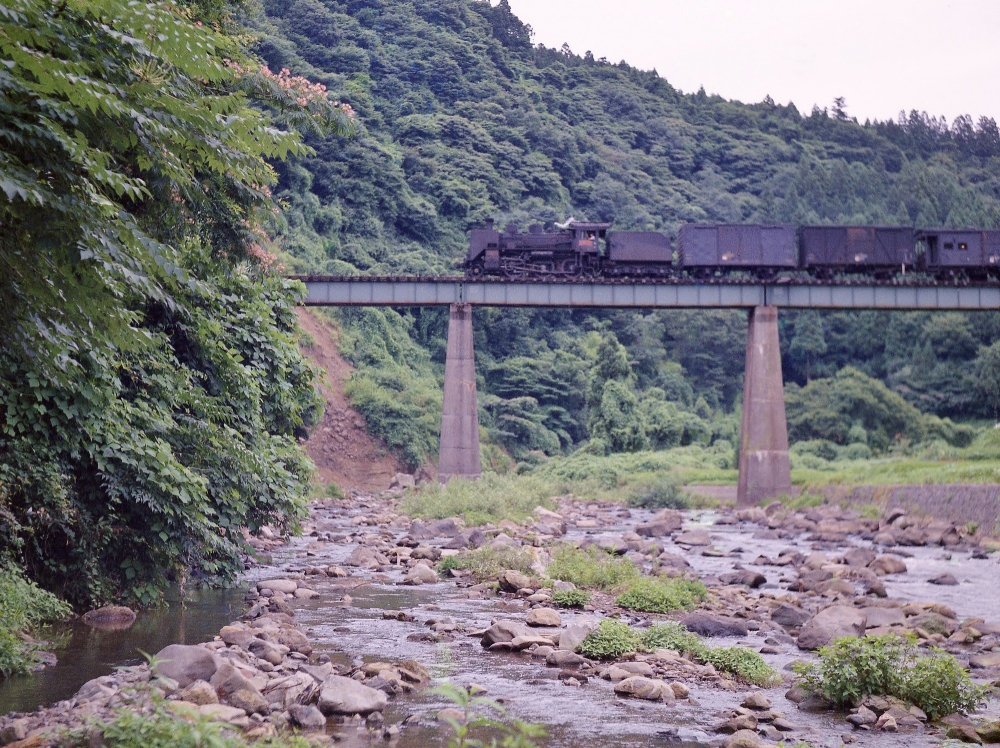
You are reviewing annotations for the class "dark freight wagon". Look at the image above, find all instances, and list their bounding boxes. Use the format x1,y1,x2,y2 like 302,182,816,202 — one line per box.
800,226,915,272
678,224,797,273
603,231,674,275
917,229,1000,276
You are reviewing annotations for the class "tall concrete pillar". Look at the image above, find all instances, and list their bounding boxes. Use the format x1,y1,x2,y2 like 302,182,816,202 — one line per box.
438,304,482,482
737,306,791,506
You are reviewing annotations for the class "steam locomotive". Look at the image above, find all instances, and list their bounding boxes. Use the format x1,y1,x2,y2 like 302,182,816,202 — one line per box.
463,219,1000,281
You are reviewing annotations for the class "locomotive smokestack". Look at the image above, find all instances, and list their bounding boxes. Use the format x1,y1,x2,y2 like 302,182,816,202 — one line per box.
485,217,494,230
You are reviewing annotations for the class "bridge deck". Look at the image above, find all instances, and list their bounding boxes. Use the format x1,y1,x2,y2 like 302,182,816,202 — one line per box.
294,276,1000,310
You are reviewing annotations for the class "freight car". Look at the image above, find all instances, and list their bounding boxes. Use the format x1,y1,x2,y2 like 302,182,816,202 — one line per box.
462,219,1000,282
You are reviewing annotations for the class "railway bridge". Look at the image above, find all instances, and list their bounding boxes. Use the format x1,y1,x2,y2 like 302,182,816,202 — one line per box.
296,276,1000,506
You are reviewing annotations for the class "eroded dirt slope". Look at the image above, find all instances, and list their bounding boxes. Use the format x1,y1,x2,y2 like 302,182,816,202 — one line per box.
296,308,404,491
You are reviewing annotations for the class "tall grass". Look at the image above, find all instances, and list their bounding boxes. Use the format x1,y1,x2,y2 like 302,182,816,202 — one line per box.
402,473,557,525
0,567,72,677
545,545,640,590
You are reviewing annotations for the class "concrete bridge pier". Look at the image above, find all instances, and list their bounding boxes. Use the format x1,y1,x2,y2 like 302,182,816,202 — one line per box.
737,305,792,506
438,303,482,482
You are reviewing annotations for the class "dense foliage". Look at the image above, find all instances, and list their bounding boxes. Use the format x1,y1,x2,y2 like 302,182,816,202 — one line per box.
0,0,350,605
796,634,987,719
0,566,72,676
255,0,1000,464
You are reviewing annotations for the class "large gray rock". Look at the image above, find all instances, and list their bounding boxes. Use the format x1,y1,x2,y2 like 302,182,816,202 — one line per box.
345,546,389,569
614,676,674,701
318,675,388,715
862,607,905,628
797,606,866,650
258,579,297,594
869,555,908,575
481,620,533,647
403,563,438,585
559,618,598,652
81,606,136,630
497,570,532,592
635,510,683,537
210,663,268,714
680,613,747,638
770,604,810,628
153,644,220,688
526,608,561,627
289,704,327,730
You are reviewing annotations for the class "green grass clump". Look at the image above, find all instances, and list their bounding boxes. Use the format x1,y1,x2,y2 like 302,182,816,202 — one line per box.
701,647,782,687
546,545,640,590
402,472,556,525
795,635,987,718
577,619,642,660
73,704,317,748
0,567,72,677
551,589,591,608
437,546,536,583
626,477,691,510
640,621,702,654
614,577,707,613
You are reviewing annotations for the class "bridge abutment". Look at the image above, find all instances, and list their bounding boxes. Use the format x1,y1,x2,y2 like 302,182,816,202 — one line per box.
438,303,482,482
737,305,792,506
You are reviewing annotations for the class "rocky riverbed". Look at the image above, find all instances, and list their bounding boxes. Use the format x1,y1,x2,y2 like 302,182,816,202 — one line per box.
3,491,1000,748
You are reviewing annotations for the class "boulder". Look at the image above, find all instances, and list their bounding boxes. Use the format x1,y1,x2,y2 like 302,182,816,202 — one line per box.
770,604,810,628
179,680,219,706
275,626,312,655
199,704,248,724
613,676,673,701
869,554,907,575
404,563,438,585
408,519,435,540
153,644,220,689
219,625,254,648
497,570,532,593
742,692,771,710
210,663,268,714
674,529,711,546
258,579,297,594
721,729,763,748
969,652,1000,669
843,548,877,567
797,606,866,650
248,638,286,665
318,675,388,715
80,606,136,630
289,704,327,730
546,650,585,667
929,572,959,586
862,607,905,629
680,612,748,638
559,619,598,652
526,608,561,627
481,620,533,647
345,546,389,569
635,510,683,537
389,473,415,490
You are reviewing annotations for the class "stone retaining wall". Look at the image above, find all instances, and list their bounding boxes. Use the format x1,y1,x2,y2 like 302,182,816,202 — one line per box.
823,484,1000,534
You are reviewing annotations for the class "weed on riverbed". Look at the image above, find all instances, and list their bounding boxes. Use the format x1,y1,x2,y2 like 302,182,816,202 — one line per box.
551,588,591,608
614,577,707,613
437,546,536,583
546,545,640,590
0,566,71,677
795,635,987,718
402,473,556,525
579,619,779,686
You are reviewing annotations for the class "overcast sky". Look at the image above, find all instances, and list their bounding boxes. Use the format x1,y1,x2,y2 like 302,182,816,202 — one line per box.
505,0,1000,125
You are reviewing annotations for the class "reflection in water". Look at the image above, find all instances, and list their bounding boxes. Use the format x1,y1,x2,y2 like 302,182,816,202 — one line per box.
0,587,246,714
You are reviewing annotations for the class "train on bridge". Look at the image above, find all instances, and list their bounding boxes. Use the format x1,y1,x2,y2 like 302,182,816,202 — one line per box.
463,219,1000,281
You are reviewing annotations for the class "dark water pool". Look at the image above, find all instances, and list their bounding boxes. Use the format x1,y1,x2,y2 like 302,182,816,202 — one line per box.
0,587,246,715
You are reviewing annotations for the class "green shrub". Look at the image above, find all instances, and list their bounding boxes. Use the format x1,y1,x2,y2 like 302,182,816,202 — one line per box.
794,634,907,707
551,589,591,608
795,635,987,718
577,619,642,660
402,473,556,526
626,477,691,510
73,704,316,748
614,577,707,613
0,566,72,677
436,546,536,583
640,622,702,654
546,545,640,590
701,647,781,687
898,649,988,720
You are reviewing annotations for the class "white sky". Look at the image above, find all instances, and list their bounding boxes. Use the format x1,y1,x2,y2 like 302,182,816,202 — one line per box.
505,0,1000,125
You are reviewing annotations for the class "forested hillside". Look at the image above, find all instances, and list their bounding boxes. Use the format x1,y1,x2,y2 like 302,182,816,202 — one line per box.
256,0,1000,467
